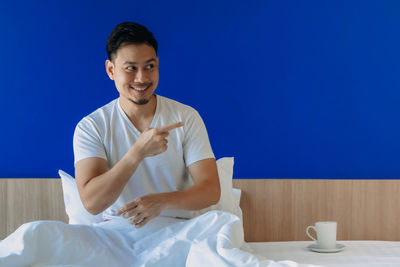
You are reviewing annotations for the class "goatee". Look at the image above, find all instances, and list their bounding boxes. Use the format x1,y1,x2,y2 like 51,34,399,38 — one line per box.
130,98,150,105
129,94,154,105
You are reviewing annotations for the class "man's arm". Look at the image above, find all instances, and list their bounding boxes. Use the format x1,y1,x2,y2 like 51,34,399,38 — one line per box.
75,122,184,215
75,153,142,215
116,158,220,227
172,158,221,209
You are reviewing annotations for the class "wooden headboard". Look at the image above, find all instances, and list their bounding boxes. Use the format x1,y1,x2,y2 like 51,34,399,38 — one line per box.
233,179,400,242
1,178,400,241
0,179,68,240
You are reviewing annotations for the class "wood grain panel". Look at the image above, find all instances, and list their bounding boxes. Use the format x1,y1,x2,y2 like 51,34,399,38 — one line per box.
0,179,68,240
2,178,400,242
0,180,7,241
233,179,400,242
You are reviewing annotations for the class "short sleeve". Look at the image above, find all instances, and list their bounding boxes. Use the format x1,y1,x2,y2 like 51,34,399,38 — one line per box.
183,110,215,166
73,118,107,165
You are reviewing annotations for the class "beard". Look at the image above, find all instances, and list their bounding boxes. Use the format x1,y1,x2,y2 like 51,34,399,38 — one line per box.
129,95,153,105
130,98,150,105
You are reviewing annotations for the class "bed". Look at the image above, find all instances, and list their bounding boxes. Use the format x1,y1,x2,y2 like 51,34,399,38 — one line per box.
1,177,400,266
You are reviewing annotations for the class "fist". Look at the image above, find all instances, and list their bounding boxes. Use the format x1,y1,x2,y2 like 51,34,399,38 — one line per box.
133,121,184,159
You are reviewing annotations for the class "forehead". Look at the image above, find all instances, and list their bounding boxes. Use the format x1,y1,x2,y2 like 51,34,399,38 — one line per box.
114,43,157,63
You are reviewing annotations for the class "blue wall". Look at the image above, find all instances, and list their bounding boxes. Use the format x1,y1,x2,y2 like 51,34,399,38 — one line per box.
1,1,400,178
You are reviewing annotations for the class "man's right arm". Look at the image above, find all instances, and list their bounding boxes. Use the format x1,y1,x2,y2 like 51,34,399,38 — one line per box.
75,149,143,215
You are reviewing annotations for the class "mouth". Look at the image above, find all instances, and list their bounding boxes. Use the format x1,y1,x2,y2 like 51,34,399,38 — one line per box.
130,84,151,93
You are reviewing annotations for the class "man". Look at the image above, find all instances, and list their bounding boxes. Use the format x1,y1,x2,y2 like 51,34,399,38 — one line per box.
73,22,220,228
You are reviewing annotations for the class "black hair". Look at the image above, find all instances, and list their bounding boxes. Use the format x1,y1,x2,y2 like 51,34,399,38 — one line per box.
106,22,158,62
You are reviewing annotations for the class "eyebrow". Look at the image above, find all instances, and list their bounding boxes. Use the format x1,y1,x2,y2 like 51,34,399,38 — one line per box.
123,58,156,65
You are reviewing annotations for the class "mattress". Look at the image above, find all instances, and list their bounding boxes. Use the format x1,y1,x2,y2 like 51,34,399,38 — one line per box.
245,241,400,267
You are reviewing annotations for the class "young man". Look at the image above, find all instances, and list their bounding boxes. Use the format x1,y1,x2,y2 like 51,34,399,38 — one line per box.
73,22,220,228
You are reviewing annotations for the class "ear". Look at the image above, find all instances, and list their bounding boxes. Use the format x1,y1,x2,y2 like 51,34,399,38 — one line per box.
105,59,115,80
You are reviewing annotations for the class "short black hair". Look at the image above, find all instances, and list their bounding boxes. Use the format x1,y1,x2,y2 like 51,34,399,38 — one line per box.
106,22,158,62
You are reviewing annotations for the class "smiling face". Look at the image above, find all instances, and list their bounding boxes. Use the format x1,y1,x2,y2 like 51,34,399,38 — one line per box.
105,43,159,105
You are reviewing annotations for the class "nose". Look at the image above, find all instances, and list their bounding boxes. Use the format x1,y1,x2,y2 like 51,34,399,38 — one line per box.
134,68,149,83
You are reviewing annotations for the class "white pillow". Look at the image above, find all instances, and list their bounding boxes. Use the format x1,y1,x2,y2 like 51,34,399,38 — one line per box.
58,170,103,224
58,157,242,225
232,188,242,208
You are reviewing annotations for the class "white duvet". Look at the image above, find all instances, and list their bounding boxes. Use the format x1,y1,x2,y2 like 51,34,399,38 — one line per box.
0,211,317,267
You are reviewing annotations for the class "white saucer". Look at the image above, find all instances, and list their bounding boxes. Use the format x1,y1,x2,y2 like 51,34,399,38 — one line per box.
307,243,345,253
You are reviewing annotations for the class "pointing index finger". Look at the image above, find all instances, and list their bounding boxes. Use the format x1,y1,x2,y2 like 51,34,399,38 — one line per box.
158,121,184,132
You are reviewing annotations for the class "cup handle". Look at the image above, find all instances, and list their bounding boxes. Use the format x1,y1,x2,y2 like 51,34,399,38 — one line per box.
306,225,317,241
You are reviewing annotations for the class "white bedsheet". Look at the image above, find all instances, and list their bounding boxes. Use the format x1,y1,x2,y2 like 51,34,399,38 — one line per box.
0,211,316,267
246,241,400,267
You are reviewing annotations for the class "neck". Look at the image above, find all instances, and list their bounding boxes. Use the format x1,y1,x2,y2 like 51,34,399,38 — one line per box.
119,94,157,123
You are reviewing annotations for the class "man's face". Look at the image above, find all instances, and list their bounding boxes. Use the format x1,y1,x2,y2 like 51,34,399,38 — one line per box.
106,43,159,105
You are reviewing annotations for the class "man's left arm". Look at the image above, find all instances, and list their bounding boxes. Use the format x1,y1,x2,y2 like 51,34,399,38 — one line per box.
170,158,221,209
116,158,220,227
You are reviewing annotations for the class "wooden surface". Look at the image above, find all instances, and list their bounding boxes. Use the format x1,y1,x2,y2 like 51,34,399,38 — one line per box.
2,178,400,242
0,179,68,240
233,179,400,242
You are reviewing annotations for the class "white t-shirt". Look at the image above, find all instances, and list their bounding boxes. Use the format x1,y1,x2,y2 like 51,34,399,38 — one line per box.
73,95,215,219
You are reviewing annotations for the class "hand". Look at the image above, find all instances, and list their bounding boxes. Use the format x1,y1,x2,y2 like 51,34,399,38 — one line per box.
131,122,184,159
115,193,168,227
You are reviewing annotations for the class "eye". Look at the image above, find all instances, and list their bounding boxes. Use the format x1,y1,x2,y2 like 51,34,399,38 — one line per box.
127,66,137,71
145,64,154,70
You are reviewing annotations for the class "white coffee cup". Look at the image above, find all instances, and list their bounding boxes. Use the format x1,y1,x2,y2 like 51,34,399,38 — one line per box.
306,221,337,249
